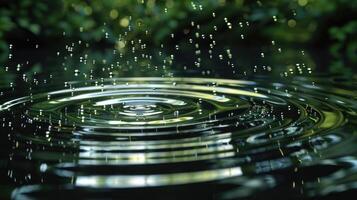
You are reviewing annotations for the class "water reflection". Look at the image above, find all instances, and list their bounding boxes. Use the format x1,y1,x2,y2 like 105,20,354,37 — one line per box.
0,72,355,199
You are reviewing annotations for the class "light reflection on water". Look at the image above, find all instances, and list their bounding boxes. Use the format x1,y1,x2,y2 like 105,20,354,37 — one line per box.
0,75,355,199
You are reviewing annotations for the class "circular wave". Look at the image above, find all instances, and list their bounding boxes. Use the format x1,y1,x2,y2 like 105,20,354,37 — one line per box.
2,77,356,199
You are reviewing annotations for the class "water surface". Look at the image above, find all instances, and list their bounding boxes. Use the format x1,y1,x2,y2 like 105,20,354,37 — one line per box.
0,64,356,199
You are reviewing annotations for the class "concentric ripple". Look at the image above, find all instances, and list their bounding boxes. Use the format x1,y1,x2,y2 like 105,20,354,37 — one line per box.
1,77,357,199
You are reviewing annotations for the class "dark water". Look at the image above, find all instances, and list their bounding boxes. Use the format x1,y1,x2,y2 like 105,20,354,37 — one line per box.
0,58,357,199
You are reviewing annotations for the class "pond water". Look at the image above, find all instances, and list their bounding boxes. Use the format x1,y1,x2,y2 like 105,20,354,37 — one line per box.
0,45,356,199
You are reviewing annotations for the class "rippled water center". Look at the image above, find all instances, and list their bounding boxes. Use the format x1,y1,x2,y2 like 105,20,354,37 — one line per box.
0,76,357,199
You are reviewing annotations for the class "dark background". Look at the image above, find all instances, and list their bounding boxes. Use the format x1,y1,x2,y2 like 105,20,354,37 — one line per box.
0,0,356,79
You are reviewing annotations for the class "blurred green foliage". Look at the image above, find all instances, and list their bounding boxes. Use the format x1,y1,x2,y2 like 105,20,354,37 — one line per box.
0,0,356,71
